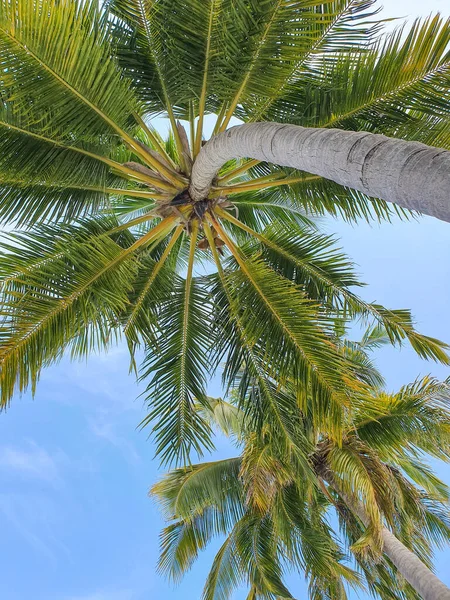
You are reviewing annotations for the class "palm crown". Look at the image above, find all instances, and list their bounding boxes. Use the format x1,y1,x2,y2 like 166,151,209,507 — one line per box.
152,360,450,600
1,0,450,465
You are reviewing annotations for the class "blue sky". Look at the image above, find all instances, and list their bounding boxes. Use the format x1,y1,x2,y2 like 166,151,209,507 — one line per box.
1,2,450,599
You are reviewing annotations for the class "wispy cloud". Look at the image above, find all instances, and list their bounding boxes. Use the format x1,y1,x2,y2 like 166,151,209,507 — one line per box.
0,441,64,484
0,491,69,562
88,417,142,466
41,343,145,414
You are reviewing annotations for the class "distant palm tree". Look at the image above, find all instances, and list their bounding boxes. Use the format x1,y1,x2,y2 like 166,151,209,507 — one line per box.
153,372,450,600
0,0,449,466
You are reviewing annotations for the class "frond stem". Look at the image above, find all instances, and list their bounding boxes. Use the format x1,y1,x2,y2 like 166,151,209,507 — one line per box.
212,175,320,197
216,0,283,133
0,177,168,201
204,222,301,450
133,112,178,169
178,220,199,427
217,160,261,184
130,0,187,172
194,0,219,157
124,225,184,333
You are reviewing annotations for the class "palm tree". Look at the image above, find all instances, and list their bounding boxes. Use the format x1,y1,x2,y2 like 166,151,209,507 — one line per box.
152,371,450,600
1,0,449,466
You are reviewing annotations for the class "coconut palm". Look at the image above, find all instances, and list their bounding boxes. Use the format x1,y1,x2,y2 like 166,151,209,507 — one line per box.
152,369,450,600
1,0,450,467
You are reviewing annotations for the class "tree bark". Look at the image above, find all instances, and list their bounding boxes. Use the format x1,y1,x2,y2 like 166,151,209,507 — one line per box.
323,474,450,600
190,122,450,222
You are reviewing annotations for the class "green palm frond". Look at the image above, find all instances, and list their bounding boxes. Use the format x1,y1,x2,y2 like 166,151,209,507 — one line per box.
230,174,412,226
203,519,247,600
195,396,247,441
0,108,123,226
205,228,314,458
395,458,450,502
109,0,213,115
215,257,353,436
0,217,148,406
354,377,450,461
338,329,386,388
152,457,245,586
0,102,176,226
268,16,450,139
358,323,391,350
152,458,244,523
241,516,296,599
326,445,387,546
138,226,214,465
221,210,364,307
0,0,139,142
246,0,386,123
226,214,449,363
211,216,367,429
157,519,208,583
214,0,384,131
122,225,185,347
323,16,450,133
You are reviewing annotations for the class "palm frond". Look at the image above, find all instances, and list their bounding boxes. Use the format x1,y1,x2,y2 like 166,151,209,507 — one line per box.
355,377,450,461
123,225,184,346
247,0,386,123
219,212,449,364
196,396,247,442
230,175,411,226
0,216,167,406
0,0,139,142
268,16,450,143
203,520,247,600
217,0,384,131
138,227,214,465
151,458,244,523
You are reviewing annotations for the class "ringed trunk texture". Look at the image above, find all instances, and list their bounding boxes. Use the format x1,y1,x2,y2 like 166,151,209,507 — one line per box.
325,475,450,600
190,123,450,222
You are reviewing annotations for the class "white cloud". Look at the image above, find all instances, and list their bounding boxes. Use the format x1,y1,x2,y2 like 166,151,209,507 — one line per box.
0,441,64,484
381,0,449,19
88,417,142,466
40,343,145,415
0,491,69,562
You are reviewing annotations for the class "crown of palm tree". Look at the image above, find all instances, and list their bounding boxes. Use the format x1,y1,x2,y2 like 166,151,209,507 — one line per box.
152,363,450,600
1,0,449,465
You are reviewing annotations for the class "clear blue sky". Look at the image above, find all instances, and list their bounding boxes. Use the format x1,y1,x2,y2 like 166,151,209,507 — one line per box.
1,2,449,599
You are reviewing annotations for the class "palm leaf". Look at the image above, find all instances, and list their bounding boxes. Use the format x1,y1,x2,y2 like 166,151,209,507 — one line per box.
247,0,386,123
138,226,214,465
269,16,450,144
0,216,175,406
0,0,138,142
203,520,246,600
151,458,244,523
354,377,450,461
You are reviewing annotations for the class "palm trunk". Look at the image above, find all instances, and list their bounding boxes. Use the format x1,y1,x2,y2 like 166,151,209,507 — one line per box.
190,122,450,222
323,475,450,600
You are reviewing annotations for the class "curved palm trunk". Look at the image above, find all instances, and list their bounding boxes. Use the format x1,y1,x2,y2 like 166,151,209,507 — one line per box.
190,123,450,222
380,528,450,600
324,475,450,600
